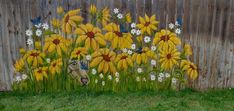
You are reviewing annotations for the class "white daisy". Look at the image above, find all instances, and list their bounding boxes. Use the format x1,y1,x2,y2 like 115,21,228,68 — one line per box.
159,73,164,78
158,77,163,82
15,76,22,82
165,73,170,78
136,29,141,35
169,23,174,29
35,23,41,28
35,29,42,36
150,60,156,66
42,23,49,30
131,29,136,34
27,38,33,46
25,29,33,36
137,68,143,73
115,72,120,77
122,48,128,53
131,44,136,50
144,36,151,43
172,78,177,84
95,79,98,83
175,21,180,26
92,69,97,75
102,81,105,86
99,73,104,78
113,8,119,14
108,75,112,80
115,78,119,83
150,74,156,81
86,55,92,61
131,23,136,28
136,76,140,82
175,28,181,34
117,13,123,19
151,46,157,51
46,58,51,63
127,50,133,55
21,74,28,80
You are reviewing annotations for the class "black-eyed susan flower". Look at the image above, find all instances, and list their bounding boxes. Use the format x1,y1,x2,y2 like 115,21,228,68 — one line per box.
98,8,110,26
75,24,106,49
51,18,61,29
62,9,83,33
49,58,63,75
23,50,45,67
184,44,192,56
33,67,48,81
70,47,87,59
181,60,198,80
153,29,181,50
115,53,133,71
90,48,116,74
159,47,180,70
132,47,156,65
43,34,67,56
137,14,159,35
125,13,132,23
104,23,133,49
89,4,97,16
14,58,25,72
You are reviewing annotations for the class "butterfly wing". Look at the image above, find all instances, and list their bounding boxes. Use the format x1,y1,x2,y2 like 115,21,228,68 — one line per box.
176,18,182,26
80,61,88,70
31,16,41,25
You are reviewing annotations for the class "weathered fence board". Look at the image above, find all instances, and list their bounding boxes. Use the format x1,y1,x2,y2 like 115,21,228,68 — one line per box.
0,0,233,90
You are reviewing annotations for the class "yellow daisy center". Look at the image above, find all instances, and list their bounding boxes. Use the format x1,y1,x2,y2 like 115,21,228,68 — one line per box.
37,69,42,73
53,39,60,45
166,54,172,59
160,35,170,41
144,22,151,26
65,15,69,23
120,56,127,60
30,52,39,57
86,32,95,38
114,31,123,37
190,65,196,70
75,50,81,55
102,54,111,62
52,63,57,67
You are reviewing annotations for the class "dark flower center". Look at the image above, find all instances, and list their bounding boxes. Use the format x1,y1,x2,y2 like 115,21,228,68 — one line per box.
114,31,123,37
144,22,151,26
102,54,111,62
120,56,128,60
86,32,95,38
190,65,196,70
160,35,170,41
53,39,60,45
38,69,42,73
30,52,39,57
166,54,172,59
52,63,57,67
65,15,69,23
76,51,81,55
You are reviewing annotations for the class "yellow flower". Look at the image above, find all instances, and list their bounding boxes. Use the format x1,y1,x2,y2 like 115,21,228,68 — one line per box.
62,9,83,33
57,6,64,15
23,50,45,67
181,60,198,80
49,58,63,75
43,34,67,56
51,18,61,28
132,47,156,65
90,48,116,74
14,59,25,72
75,24,106,49
89,4,97,15
35,41,41,50
184,44,192,56
137,14,159,35
98,8,110,26
104,23,133,49
125,13,131,23
115,53,133,71
153,29,181,50
159,48,180,70
34,67,48,81
70,47,87,59
19,48,26,55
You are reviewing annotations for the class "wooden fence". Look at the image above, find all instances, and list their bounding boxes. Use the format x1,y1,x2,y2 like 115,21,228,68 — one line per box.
0,0,234,91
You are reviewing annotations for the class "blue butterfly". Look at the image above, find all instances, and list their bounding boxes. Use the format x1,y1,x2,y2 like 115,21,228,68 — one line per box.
176,18,182,26
80,61,88,70
31,16,41,25
136,47,143,54
120,24,128,33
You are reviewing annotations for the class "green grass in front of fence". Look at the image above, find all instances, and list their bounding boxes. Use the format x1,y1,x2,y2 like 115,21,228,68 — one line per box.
0,88,234,111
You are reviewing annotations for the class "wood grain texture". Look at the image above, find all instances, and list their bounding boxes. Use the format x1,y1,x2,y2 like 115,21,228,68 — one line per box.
0,0,233,90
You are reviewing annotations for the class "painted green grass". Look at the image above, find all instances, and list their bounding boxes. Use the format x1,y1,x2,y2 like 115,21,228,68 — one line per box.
0,88,234,111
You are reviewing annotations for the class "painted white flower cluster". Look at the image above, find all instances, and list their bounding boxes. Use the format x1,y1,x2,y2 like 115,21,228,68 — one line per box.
13,74,28,83
113,8,123,19
92,69,120,86
122,48,133,55
130,22,141,36
168,20,182,35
